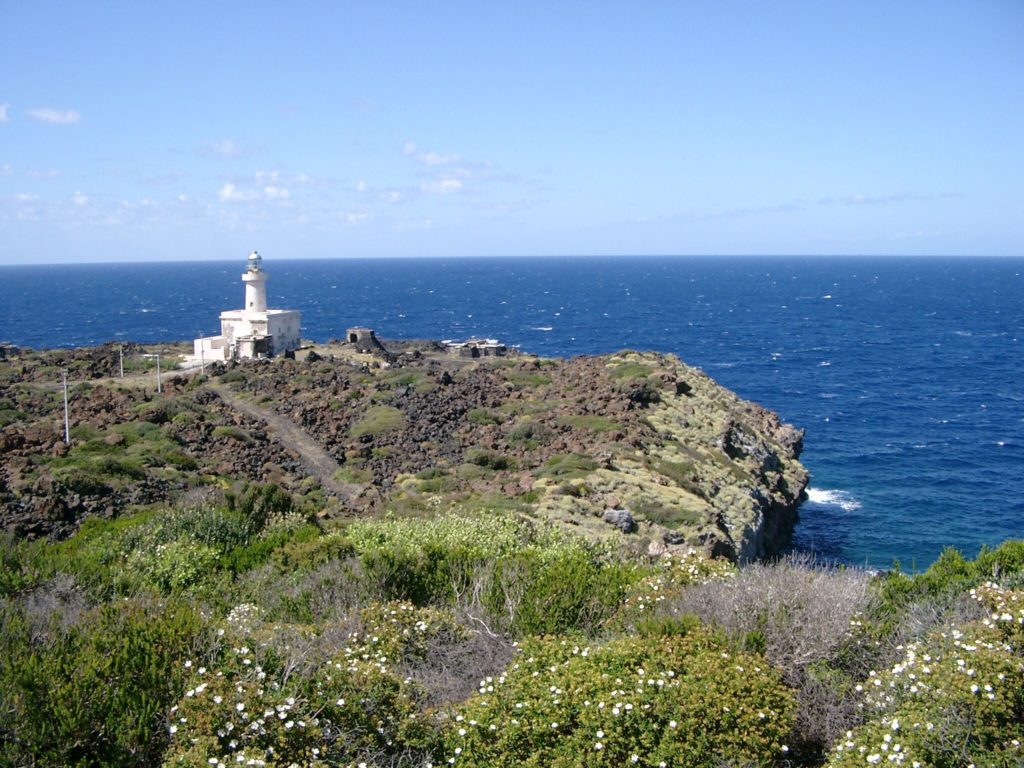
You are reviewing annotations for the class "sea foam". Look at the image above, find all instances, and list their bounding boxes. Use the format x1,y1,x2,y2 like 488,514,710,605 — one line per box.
805,488,862,512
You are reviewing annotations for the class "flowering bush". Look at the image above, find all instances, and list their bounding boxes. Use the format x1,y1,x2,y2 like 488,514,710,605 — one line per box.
162,601,463,768
828,584,1024,767
616,548,736,620
441,626,795,768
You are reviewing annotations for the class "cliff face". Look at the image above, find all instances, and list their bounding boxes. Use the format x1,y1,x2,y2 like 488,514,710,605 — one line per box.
0,344,807,560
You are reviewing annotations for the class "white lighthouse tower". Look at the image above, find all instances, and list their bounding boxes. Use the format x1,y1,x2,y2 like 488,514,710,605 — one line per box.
193,250,302,361
242,251,268,312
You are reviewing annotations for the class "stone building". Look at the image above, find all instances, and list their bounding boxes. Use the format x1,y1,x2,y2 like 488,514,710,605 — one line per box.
194,251,301,361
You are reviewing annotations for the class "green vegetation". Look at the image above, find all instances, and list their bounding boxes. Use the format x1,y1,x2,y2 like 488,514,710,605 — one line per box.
562,413,622,432
349,404,405,437
1,500,1022,767
537,452,598,480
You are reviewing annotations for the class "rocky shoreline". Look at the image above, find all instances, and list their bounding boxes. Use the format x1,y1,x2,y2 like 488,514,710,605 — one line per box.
0,340,807,560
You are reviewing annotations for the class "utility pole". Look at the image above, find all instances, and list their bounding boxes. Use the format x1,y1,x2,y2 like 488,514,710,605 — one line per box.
119,344,124,378
62,368,71,445
156,352,162,394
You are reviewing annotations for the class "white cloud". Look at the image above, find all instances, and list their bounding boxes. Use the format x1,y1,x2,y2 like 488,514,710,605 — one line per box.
219,181,290,202
218,183,258,202
355,180,367,192
421,178,463,194
382,190,403,203
72,191,90,206
15,193,38,202
210,139,243,157
28,107,81,124
402,141,418,155
1,163,11,177
27,168,61,178
0,103,9,122
420,151,459,166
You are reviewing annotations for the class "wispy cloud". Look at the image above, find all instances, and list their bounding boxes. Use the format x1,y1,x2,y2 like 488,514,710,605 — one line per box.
197,138,252,159
420,151,460,167
263,186,289,200
1,163,11,177
218,183,260,202
27,168,61,178
0,103,9,123
72,191,90,206
421,178,463,195
816,191,963,206
27,107,81,124
218,181,290,202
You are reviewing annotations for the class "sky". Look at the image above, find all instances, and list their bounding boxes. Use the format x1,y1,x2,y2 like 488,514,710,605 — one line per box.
1,1,1022,264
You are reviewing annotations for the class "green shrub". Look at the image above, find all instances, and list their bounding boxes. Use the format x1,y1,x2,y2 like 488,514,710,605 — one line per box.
467,407,502,425
442,628,795,768
608,360,653,379
828,583,1024,767
345,513,636,635
504,370,552,388
126,539,220,592
349,404,405,437
872,540,1024,629
163,602,450,768
465,448,513,470
0,597,206,768
218,369,248,384
508,418,553,446
211,425,253,444
538,453,598,480
563,414,621,432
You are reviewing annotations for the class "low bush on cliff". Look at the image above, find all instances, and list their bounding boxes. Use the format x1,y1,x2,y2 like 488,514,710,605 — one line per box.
440,625,796,768
828,582,1024,767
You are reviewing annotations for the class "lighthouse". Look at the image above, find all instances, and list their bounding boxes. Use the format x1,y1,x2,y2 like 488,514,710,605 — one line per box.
193,251,302,361
243,251,268,312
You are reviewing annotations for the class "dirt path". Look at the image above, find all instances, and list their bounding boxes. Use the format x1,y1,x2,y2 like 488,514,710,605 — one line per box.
207,382,370,508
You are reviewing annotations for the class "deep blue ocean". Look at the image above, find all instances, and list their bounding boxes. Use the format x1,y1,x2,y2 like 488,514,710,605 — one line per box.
2,256,1022,569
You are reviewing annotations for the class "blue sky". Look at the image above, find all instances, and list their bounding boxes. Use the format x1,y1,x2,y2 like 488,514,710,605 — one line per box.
1,1,1022,263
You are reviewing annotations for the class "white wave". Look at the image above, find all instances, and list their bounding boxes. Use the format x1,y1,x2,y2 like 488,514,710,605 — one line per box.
531,326,554,332
805,488,862,512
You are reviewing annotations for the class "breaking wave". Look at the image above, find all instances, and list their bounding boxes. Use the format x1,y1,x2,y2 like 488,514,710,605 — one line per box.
805,488,863,512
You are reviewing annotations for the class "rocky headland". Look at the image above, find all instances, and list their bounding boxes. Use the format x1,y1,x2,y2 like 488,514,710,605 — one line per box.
0,340,807,560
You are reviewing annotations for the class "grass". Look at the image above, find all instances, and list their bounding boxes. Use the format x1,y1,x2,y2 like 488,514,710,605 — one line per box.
349,405,405,438
562,414,622,433
537,453,598,480
503,370,552,388
608,360,653,379
630,498,701,530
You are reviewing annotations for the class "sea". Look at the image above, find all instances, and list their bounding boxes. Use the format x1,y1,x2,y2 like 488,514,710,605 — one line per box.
1,255,1021,570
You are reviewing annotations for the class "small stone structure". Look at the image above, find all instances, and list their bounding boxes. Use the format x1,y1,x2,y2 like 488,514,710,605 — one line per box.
345,327,388,354
444,338,509,358
193,251,301,361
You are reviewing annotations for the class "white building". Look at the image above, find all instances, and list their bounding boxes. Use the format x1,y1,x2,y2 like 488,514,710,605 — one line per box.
194,251,301,361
